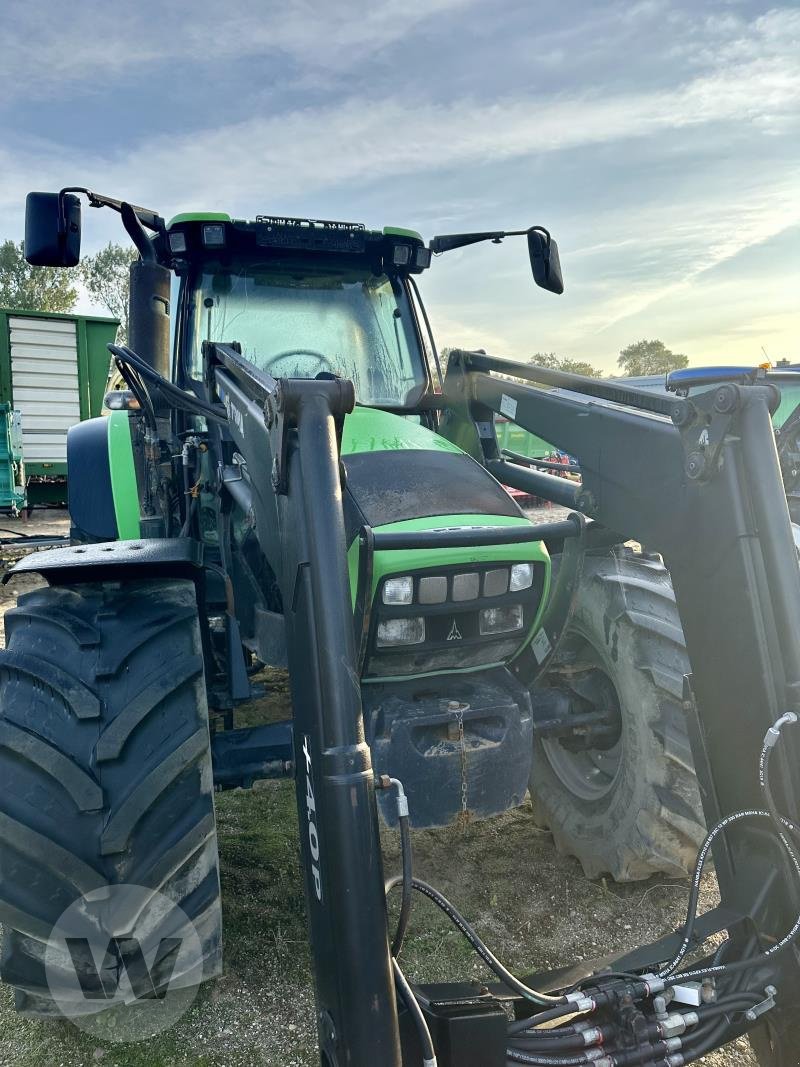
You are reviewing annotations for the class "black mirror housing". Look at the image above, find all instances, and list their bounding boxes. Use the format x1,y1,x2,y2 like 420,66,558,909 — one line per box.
528,230,564,294
24,191,81,267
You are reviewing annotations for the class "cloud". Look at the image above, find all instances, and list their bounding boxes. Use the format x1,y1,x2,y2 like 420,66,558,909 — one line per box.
2,2,796,369
3,3,796,231
569,173,800,335
0,0,476,100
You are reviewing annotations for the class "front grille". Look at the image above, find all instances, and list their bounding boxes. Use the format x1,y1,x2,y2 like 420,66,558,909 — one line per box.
363,561,546,679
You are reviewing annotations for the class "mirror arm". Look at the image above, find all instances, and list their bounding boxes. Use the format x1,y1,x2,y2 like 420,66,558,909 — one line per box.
121,203,157,263
429,224,551,255
508,224,551,247
58,187,165,234
429,230,504,254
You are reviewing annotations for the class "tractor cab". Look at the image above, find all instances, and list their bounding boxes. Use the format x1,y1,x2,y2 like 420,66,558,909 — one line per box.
166,214,438,410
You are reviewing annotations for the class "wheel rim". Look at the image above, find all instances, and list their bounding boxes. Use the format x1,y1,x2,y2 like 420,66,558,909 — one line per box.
541,644,624,803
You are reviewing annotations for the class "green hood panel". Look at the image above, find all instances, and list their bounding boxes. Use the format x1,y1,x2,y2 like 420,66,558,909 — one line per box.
342,407,462,457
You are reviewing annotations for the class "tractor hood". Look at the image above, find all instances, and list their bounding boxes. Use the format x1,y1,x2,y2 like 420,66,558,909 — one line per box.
340,407,521,542
340,408,550,681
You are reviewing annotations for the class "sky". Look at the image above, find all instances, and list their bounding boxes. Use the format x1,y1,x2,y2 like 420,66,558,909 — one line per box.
0,0,797,372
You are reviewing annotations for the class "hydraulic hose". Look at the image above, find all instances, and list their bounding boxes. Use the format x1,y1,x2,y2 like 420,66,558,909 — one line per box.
393,958,437,1067
393,815,413,957
385,877,571,1007
506,1051,592,1065
761,713,799,840
679,998,762,1066
114,357,157,430
658,714,800,982
507,1005,592,1035
382,777,413,958
507,1032,590,1052
109,344,229,424
386,719,798,1066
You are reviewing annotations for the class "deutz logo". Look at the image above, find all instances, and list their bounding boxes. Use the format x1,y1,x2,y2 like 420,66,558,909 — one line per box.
447,619,463,641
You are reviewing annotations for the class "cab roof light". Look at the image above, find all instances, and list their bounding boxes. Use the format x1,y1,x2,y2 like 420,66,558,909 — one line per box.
392,244,412,266
202,223,226,247
415,247,432,269
168,231,187,254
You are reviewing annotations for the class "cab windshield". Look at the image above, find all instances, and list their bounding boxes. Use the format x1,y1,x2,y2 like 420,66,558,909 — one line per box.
187,264,428,407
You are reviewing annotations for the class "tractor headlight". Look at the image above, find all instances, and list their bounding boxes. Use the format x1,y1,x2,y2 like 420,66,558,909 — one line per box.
510,563,534,591
479,604,524,636
377,617,426,646
383,576,414,605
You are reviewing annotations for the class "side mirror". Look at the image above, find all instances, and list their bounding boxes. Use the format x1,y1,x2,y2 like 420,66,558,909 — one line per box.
528,230,564,294
24,191,81,267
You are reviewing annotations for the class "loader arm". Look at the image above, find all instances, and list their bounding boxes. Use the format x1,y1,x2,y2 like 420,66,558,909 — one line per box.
440,350,800,1063
184,337,800,1065
19,336,800,1064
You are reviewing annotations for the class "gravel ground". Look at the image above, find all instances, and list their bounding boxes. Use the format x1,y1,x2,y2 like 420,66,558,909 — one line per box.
0,511,757,1066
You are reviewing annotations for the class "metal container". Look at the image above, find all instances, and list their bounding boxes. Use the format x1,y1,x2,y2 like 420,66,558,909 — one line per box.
0,308,119,505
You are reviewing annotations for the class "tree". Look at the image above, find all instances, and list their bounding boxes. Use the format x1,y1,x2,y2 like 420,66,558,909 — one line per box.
80,243,137,342
438,346,455,379
529,352,604,377
617,339,689,377
0,239,78,313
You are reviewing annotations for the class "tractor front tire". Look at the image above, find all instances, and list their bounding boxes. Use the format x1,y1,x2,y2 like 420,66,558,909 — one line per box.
0,578,222,1017
529,549,704,881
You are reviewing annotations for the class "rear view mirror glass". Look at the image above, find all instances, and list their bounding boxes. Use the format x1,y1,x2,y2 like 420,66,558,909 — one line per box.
24,191,81,267
528,230,564,294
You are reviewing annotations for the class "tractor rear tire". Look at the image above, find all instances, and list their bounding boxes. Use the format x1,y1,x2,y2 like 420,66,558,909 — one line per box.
529,548,705,881
0,578,221,1017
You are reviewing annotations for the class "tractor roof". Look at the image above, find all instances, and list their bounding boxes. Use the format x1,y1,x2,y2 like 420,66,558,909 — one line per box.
164,213,429,273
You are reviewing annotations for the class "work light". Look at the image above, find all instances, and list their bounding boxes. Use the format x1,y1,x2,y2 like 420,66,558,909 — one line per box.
376,617,426,646
479,605,524,635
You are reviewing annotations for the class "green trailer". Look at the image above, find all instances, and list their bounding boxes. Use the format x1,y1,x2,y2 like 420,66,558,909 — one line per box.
493,415,554,458
0,404,25,513
0,308,119,507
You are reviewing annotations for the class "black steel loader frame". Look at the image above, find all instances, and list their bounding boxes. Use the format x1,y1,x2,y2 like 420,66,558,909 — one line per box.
25,343,800,1064
215,344,800,1066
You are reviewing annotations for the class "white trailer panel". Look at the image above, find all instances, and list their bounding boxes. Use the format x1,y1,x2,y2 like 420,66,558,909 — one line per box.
9,316,81,463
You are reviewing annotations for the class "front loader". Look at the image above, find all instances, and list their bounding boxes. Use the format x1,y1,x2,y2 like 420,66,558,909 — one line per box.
0,188,798,1066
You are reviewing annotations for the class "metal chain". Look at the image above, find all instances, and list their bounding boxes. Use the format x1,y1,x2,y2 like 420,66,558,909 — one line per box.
458,710,468,814
448,702,468,814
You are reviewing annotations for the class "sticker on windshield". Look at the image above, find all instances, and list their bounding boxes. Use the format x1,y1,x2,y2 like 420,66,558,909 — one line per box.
500,394,517,420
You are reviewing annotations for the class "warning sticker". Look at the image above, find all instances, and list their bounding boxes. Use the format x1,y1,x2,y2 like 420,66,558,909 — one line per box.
531,628,552,663
500,394,517,420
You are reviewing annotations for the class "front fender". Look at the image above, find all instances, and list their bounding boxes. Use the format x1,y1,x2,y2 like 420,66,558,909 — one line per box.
6,537,203,586
67,412,140,541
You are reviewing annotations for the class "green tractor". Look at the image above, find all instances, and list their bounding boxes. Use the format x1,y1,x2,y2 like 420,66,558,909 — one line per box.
3,189,800,1067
